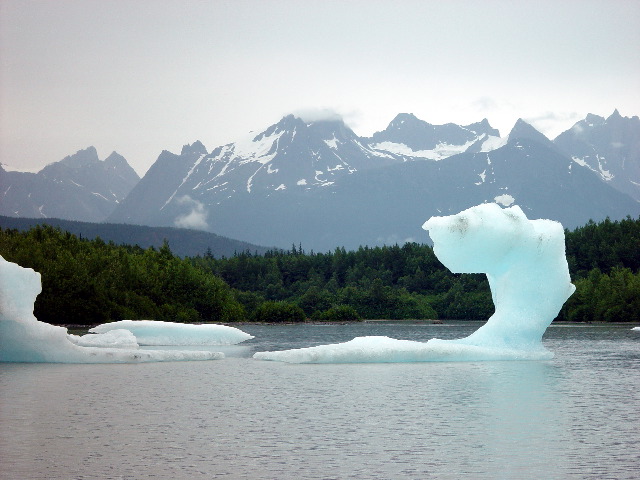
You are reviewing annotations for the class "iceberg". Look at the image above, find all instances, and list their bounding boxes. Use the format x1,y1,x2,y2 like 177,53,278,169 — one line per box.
254,203,576,363
90,320,254,345
0,255,224,363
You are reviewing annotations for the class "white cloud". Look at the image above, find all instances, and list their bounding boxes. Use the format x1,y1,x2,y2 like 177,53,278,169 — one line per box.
524,111,581,138
174,195,209,230
471,96,500,112
293,107,344,123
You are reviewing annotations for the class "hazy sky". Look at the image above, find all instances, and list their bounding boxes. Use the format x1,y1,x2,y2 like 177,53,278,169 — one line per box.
1,0,639,176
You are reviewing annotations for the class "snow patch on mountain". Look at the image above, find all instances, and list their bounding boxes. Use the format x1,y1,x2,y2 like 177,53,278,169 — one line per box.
324,136,340,149
233,129,286,163
370,139,477,160
571,154,614,181
480,136,507,152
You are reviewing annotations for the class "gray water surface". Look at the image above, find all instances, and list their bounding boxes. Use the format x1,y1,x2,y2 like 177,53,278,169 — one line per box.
1,322,639,479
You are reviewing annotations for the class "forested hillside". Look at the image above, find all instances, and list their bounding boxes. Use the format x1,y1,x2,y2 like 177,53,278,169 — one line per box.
1,215,638,325
0,215,271,258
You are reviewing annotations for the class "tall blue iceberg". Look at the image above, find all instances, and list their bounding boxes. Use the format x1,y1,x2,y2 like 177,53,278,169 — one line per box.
253,203,576,363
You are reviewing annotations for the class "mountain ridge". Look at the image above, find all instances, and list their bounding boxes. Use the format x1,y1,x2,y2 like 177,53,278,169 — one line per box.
105,110,639,251
4,110,639,252
1,146,139,222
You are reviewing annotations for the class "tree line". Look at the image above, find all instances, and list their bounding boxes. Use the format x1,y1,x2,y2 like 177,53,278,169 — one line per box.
0,226,244,325
0,215,638,325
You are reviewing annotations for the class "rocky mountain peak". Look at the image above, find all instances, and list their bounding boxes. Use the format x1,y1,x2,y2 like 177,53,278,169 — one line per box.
464,118,500,137
104,151,127,166
181,141,208,156
584,113,605,126
507,119,550,145
56,146,100,169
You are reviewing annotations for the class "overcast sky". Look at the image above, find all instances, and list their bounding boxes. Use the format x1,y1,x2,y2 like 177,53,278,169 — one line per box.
1,0,638,176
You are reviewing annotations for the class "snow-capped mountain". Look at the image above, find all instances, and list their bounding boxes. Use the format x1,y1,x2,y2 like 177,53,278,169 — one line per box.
264,121,638,250
107,112,640,251
553,110,640,201
188,114,400,196
5,111,638,251
365,113,501,160
0,147,139,222
110,112,501,228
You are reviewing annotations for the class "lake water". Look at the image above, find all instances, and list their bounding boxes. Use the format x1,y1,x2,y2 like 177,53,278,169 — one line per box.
1,322,639,479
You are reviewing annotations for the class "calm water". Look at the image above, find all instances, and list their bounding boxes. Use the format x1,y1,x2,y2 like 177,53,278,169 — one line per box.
1,322,639,480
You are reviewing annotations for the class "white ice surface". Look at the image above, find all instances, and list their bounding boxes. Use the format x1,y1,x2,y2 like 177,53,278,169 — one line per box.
253,335,554,363
254,203,575,363
67,329,139,349
90,320,254,345
0,255,224,363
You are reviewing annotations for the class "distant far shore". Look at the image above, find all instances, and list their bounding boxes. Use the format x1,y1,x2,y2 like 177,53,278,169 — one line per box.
61,319,639,331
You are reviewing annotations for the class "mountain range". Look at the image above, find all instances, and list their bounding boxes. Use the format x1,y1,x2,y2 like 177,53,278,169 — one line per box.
2,110,639,252
0,146,139,222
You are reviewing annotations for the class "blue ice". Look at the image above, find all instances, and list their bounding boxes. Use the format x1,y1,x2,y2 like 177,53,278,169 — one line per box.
253,203,576,363
90,320,253,345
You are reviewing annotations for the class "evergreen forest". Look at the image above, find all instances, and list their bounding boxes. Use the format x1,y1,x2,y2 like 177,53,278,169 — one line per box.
0,215,639,325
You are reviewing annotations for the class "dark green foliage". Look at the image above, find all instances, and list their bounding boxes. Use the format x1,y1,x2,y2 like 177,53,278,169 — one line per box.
558,267,640,323
195,243,447,320
251,301,306,323
314,305,361,322
430,277,494,320
0,226,245,325
565,216,640,276
557,215,640,322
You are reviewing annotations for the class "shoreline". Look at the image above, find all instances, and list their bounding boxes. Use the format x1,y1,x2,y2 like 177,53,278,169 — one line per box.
60,319,639,329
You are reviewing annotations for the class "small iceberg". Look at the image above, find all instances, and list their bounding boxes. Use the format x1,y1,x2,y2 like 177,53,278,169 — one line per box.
0,255,224,363
90,320,254,346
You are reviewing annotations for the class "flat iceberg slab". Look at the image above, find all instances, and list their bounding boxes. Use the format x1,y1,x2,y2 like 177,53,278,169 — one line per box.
253,335,553,363
90,320,254,345
0,255,224,363
254,203,575,363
